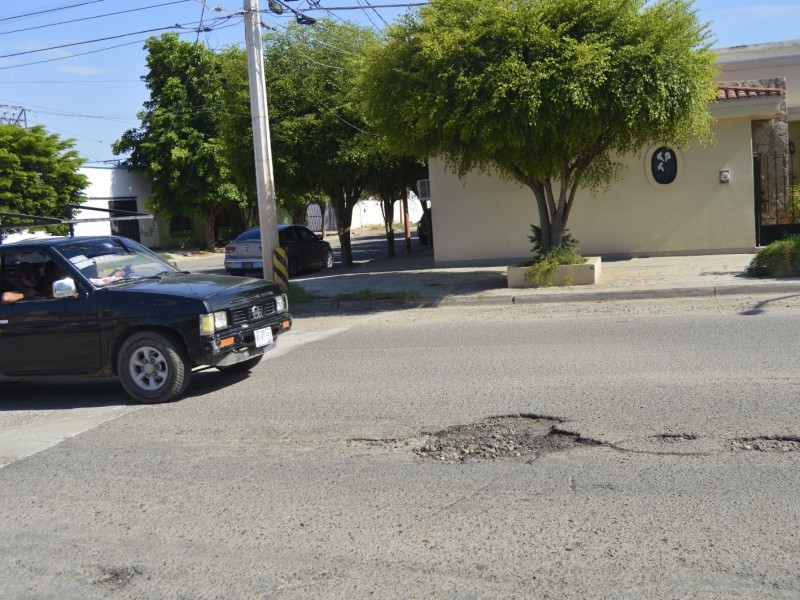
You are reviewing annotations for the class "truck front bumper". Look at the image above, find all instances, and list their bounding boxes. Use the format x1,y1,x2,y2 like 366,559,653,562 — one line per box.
199,314,292,367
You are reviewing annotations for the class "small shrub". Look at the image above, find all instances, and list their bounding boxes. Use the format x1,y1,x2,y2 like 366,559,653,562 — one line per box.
524,247,586,287
747,234,800,277
528,225,579,258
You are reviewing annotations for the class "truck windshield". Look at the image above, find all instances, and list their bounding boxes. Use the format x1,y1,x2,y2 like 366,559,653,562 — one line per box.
57,238,180,288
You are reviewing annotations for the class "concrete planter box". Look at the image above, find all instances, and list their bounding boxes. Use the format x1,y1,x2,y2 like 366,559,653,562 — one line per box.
507,256,602,288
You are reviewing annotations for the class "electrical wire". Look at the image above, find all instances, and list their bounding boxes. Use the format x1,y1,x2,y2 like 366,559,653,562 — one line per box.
195,0,207,42
0,0,110,24
303,2,426,12
0,0,192,37
0,19,226,59
356,1,386,28
0,18,241,72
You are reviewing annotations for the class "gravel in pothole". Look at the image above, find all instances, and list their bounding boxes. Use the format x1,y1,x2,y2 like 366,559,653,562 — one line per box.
415,415,589,463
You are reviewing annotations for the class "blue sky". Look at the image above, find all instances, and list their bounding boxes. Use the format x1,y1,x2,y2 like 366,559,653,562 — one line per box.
1,0,798,164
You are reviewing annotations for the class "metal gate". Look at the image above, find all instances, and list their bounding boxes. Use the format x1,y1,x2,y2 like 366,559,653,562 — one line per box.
754,151,799,246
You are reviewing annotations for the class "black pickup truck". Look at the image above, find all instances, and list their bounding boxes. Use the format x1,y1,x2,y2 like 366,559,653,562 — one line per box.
0,236,292,403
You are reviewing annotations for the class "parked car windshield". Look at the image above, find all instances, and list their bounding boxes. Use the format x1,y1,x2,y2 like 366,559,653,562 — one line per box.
57,238,180,288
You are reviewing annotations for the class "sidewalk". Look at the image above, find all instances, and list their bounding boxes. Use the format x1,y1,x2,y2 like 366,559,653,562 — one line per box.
291,249,800,312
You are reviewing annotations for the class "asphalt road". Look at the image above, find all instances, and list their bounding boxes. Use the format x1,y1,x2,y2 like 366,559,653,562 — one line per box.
1,295,799,598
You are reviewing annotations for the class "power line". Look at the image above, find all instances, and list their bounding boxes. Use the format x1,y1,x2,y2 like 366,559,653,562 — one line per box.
0,21,219,59
195,0,207,43
0,38,147,71
304,2,426,12
0,19,241,72
357,1,387,28
0,0,110,24
2,79,141,84
0,0,192,37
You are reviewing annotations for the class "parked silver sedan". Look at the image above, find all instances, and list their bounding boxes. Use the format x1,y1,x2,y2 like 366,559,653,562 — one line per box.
224,225,334,277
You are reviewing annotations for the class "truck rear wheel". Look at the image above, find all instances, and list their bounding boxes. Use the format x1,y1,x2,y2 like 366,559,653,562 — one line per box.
117,331,190,403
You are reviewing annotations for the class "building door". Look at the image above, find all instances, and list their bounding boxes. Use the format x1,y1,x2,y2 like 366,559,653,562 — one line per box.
109,199,141,242
754,151,799,246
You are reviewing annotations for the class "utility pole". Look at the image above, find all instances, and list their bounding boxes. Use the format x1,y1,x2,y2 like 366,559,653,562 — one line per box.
243,0,279,281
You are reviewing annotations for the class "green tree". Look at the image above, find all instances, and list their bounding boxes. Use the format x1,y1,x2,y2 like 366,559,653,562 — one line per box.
259,20,380,266
0,124,87,239
114,34,240,249
218,47,328,231
218,47,259,228
361,0,718,253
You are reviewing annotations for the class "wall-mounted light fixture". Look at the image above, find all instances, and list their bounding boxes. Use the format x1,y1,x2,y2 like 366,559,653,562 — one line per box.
719,169,731,183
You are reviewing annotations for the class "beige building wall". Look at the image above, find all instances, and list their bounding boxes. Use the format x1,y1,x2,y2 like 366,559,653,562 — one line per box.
431,40,800,266
431,114,757,265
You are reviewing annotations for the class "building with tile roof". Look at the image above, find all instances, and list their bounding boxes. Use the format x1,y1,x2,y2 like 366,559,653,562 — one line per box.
428,39,800,265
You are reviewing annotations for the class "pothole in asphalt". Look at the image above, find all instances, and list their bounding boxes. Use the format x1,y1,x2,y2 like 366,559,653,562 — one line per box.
732,437,800,453
351,420,800,461
82,565,141,590
413,415,599,463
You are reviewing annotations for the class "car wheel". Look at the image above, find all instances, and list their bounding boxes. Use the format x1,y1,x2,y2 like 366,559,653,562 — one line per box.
117,331,190,404
288,257,299,278
216,355,263,374
323,249,334,269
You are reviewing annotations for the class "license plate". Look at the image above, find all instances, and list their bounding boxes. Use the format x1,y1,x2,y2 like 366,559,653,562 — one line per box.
254,327,273,348
242,262,253,269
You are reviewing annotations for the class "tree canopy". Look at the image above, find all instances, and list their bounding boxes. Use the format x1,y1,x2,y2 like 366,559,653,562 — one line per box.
259,19,385,266
114,34,241,249
361,0,719,252
0,124,87,238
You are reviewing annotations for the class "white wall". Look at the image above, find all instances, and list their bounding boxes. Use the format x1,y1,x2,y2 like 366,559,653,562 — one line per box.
308,195,425,231
80,166,158,246
350,196,424,229
3,166,155,244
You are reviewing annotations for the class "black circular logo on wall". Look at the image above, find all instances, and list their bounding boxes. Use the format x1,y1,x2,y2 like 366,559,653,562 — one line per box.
651,147,677,185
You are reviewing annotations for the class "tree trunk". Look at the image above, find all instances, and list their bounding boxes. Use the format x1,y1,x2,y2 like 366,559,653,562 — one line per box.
381,195,396,258
329,188,358,267
520,175,577,255
203,210,218,251
402,188,411,254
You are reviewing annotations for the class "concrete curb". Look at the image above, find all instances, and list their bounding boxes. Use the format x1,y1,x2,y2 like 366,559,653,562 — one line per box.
290,281,800,313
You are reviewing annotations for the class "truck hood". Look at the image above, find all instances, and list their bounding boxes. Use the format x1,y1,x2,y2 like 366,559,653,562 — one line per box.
101,273,284,310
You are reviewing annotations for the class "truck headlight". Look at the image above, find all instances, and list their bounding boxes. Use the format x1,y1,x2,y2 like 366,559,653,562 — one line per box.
275,293,288,313
199,311,228,335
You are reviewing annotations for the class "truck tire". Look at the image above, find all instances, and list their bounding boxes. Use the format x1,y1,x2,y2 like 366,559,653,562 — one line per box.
117,331,190,403
216,355,263,374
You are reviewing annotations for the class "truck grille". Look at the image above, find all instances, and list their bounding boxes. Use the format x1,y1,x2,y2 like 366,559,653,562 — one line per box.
230,298,278,325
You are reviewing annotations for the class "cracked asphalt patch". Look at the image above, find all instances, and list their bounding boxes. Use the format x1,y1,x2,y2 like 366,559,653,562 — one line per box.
732,437,800,452
353,415,600,463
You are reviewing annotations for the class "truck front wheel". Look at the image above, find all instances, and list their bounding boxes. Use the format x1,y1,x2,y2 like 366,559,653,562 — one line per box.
117,331,190,403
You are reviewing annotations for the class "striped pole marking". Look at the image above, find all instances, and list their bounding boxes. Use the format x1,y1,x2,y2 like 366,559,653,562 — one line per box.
273,247,289,291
